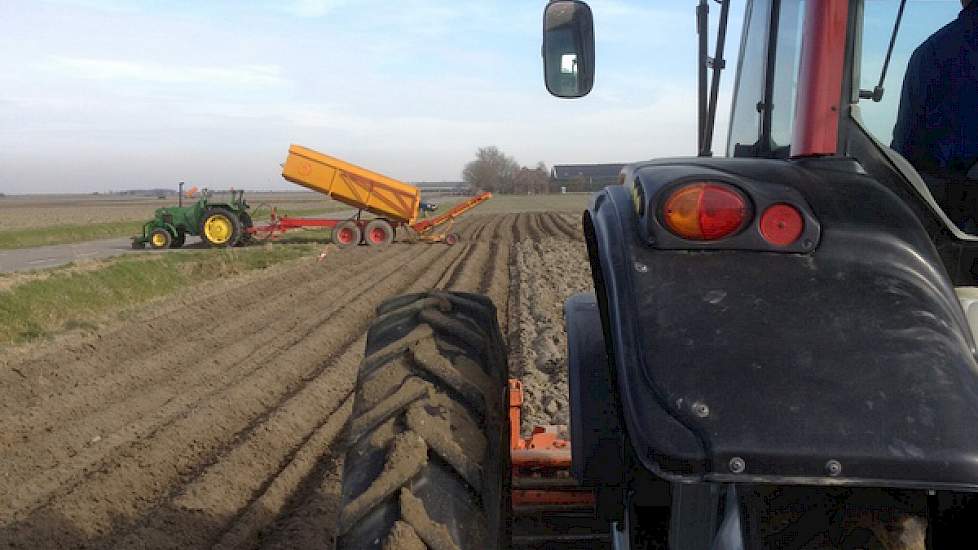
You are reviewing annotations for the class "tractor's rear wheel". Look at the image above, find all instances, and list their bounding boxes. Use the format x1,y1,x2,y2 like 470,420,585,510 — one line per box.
149,228,172,250
333,220,362,249
336,291,509,550
365,219,395,247
201,208,242,248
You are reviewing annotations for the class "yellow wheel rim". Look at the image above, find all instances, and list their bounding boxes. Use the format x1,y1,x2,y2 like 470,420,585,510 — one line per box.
151,233,167,247
204,215,232,244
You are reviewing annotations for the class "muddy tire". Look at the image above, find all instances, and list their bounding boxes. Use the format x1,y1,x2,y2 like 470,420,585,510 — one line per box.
336,291,509,550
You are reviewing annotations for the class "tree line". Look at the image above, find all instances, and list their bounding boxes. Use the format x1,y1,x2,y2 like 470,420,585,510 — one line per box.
462,146,552,194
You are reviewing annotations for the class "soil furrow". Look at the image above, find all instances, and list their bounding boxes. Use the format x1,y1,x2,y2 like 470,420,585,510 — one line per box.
0,245,452,545
0,210,596,549
0,246,423,520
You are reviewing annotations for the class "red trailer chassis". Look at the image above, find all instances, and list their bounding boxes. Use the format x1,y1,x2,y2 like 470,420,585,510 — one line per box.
248,191,492,246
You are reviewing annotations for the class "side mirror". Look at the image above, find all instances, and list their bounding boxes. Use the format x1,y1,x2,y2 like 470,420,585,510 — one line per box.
542,0,595,98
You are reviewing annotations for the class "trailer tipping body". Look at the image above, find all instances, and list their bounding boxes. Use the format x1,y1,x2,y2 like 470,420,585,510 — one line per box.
282,144,421,224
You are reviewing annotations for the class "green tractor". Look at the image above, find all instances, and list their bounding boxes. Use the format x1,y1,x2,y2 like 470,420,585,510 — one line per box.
132,183,253,250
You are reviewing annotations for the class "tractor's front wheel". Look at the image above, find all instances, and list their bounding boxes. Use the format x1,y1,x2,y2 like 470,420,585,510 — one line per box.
148,228,172,250
336,291,509,550
201,208,242,248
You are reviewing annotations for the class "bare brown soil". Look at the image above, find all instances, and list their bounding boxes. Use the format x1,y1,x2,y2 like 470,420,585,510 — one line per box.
0,211,592,549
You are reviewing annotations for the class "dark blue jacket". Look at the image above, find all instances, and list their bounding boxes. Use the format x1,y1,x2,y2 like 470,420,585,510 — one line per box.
892,3,978,176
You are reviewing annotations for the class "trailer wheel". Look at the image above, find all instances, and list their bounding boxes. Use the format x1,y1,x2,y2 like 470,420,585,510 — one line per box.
333,221,362,249
149,228,172,249
365,220,395,247
336,291,509,550
201,208,242,248
445,233,460,245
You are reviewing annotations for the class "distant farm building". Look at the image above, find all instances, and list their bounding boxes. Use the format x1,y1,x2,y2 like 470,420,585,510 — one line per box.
413,181,468,194
551,164,626,192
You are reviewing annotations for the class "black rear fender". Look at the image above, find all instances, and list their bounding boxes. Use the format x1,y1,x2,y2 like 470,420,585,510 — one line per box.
585,156,978,490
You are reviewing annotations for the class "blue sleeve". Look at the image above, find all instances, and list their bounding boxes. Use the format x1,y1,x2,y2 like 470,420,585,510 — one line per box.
891,45,929,156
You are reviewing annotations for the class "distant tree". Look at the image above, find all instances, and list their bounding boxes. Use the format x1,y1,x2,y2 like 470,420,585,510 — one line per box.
513,162,551,194
463,146,520,193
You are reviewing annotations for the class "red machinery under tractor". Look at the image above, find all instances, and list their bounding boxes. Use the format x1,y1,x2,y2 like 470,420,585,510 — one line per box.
333,0,978,548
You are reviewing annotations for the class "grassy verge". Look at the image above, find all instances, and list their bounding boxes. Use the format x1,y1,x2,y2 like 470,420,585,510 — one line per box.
0,244,318,346
0,221,146,249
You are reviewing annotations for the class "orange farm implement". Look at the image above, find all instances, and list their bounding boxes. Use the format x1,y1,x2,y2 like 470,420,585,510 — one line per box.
249,144,492,247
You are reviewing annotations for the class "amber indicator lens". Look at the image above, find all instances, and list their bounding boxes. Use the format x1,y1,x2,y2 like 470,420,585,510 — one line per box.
759,203,804,246
662,183,748,240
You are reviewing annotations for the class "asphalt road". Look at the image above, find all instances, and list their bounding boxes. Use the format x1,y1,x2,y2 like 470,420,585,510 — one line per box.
0,237,208,274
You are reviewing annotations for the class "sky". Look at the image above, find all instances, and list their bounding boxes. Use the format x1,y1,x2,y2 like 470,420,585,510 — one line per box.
0,0,744,194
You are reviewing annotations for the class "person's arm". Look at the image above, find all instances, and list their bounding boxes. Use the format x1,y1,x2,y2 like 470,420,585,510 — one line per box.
891,45,930,157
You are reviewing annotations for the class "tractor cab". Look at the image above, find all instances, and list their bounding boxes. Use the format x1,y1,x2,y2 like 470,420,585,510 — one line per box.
545,0,978,285
544,1,978,548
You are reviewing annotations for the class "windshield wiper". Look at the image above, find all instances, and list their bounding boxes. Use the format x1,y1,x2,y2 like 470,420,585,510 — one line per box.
697,0,731,157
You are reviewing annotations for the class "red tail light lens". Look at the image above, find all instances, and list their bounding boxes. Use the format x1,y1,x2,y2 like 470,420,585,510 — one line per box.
662,183,749,240
760,203,804,246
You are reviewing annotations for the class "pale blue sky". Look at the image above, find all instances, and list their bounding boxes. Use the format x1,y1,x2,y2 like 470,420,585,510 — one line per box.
0,0,745,193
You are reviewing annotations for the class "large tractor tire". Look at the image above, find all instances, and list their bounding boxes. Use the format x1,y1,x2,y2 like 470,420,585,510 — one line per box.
336,291,509,550
200,207,242,248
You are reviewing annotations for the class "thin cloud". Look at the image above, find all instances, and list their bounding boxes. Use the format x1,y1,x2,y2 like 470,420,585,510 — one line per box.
47,56,288,88
282,0,349,17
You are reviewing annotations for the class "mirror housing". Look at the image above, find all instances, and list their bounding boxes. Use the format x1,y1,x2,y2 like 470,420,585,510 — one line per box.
542,0,595,98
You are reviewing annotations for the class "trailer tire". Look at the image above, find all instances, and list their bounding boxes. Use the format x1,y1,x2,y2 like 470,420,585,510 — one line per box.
148,228,172,250
333,220,362,249
336,291,509,550
200,208,242,248
365,219,395,247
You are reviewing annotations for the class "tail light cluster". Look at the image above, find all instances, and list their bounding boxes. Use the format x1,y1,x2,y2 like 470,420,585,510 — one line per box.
653,180,816,251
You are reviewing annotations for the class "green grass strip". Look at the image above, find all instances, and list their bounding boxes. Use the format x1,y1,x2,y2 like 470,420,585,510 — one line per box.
0,221,146,249
0,244,317,346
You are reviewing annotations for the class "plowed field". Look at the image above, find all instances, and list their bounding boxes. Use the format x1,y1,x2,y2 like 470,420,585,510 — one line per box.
0,211,592,549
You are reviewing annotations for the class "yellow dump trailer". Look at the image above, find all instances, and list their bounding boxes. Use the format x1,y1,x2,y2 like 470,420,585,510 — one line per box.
282,144,421,224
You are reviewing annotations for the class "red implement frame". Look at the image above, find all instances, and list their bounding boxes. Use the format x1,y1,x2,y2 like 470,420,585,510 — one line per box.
509,379,595,509
248,192,493,244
